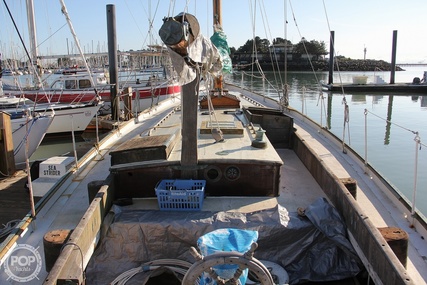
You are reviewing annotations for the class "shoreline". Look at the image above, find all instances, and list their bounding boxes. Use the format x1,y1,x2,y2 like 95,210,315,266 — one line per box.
232,58,406,72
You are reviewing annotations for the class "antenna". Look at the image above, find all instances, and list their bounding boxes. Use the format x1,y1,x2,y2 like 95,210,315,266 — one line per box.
364,45,367,60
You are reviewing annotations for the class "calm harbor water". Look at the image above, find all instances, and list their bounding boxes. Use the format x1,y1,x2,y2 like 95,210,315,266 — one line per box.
229,65,427,217
27,65,427,217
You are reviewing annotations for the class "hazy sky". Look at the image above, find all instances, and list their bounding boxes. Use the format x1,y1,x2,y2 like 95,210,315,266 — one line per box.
1,0,425,64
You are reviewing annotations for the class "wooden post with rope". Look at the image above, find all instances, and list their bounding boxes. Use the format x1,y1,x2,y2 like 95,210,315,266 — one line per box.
123,87,133,121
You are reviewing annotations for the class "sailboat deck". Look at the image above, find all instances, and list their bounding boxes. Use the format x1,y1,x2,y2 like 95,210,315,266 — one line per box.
120,148,326,213
0,97,327,283
291,118,427,284
1,92,427,284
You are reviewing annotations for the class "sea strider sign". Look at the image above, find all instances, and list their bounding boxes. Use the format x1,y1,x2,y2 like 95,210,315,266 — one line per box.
39,156,75,179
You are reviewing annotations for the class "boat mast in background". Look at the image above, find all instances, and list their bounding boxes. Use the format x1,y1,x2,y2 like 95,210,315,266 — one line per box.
106,4,120,121
26,0,42,87
0,52,3,96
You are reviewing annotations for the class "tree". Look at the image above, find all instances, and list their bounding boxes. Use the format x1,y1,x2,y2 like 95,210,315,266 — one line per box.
237,36,270,53
272,37,292,46
293,39,327,60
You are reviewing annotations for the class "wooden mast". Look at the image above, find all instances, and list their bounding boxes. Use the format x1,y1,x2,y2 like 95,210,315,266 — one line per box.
213,0,224,93
180,13,200,179
180,72,200,179
213,0,222,25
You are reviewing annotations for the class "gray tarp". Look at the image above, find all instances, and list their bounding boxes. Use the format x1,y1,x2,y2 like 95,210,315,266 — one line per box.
86,197,362,284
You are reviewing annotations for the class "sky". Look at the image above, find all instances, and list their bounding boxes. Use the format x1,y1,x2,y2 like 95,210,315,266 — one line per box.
1,0,426,64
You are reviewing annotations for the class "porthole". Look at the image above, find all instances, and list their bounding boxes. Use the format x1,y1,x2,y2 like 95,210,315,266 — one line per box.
204,166,222,182
225,166,240,181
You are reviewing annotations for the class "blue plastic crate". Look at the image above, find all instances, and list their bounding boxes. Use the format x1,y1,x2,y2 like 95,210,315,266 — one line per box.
155,179,206,211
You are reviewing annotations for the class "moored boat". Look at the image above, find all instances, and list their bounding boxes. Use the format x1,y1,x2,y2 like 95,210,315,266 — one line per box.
0,110,54,167
3,71,181,115
0,95,102,135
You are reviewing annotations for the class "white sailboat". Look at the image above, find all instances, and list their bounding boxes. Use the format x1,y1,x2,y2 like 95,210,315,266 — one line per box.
3,1,180,117
0,95,101,135
1,0,103,137
1,53,53,167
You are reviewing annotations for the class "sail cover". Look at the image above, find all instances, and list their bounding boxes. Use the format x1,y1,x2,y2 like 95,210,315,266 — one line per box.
160,13,223,85
210,24,232,74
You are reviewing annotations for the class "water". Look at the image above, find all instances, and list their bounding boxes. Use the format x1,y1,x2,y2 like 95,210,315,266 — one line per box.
29,131,104,162
228,65,427,217
25,66,427,217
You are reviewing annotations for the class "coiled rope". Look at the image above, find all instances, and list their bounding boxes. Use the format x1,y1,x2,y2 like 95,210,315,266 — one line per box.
110,245,278,285
110,259,193,285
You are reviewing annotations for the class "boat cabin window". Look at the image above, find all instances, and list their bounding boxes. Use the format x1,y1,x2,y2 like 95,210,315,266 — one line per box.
79,79,92,88
65,80,77,89
50,80,64,89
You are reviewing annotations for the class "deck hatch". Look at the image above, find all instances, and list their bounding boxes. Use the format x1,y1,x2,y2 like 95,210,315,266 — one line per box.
200,120,244,135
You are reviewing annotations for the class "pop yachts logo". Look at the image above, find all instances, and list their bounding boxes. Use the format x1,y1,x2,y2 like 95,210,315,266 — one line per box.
3,244,42,282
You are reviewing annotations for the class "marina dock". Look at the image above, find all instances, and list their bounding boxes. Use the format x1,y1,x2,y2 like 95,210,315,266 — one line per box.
0,127,104,242
0,171,38,240
323,82,427,93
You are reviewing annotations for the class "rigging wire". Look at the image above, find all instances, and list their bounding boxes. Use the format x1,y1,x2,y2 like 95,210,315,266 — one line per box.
257,0,285,101
321,0,345,89
288,0,329,129
364,109,425,225
59,0,98,97
364,109,419,135
288,0,321,85
123,0,162,49
320,0,351,153
248,0,257,86
2,0,53,106
233,0,286,102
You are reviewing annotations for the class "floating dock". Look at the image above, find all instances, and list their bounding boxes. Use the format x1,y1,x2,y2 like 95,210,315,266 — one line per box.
322,82,427,93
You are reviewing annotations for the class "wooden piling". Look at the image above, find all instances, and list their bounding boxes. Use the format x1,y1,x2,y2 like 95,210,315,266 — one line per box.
43,229,73,272
123,87,133,121
340,177,357,199
0,112,16,176
378,226,408,268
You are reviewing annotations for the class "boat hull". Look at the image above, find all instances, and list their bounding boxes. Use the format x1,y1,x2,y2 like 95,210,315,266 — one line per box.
3,84,181,105
12,115,53,165
37,103,102,134
98,85,181,114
